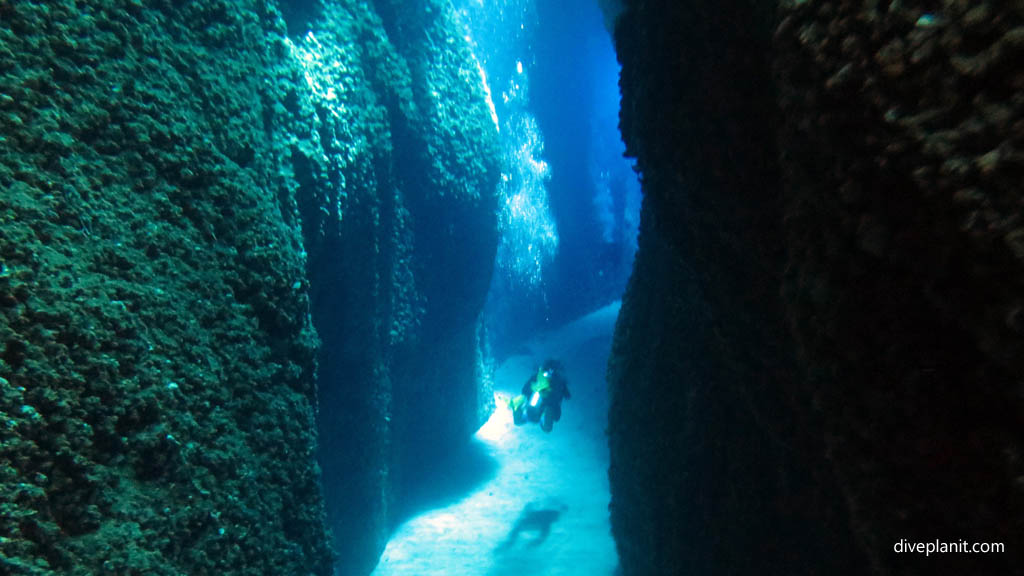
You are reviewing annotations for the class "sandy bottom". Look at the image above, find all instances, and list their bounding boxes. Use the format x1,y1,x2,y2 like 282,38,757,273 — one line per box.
371,303,621,576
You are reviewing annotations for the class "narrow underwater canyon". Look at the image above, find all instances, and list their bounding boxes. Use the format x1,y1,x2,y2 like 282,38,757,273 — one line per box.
1,1,1021,576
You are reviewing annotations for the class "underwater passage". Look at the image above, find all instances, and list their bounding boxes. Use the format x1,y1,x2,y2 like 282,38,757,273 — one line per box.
372,304,620,576
2,0,1022,575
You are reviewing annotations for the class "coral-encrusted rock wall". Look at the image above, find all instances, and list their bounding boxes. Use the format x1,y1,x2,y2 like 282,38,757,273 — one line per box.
608,0,1023,574
607,1,859,574
774,1,1023,573
0,1,331,574
283,1,500,574
0,0,499,574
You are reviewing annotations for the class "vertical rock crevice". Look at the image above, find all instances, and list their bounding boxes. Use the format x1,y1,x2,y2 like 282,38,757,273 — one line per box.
280,1,500,573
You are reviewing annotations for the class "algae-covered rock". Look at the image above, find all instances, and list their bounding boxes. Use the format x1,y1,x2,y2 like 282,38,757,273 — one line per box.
774,1,1024,573
1,1,331,574
279,1,500,573
608,0,1023,574
607,1,854,574
2,1,503,574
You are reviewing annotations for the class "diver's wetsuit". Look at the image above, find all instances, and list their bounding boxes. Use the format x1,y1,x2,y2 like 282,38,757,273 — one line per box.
519,367,570,432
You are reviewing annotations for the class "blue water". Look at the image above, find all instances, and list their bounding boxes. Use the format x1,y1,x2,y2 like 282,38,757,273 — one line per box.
461,0,640,355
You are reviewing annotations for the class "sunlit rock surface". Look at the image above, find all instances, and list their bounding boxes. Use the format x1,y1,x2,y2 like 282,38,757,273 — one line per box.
607,1,1022,575
284,1,500,574
0,1,500,575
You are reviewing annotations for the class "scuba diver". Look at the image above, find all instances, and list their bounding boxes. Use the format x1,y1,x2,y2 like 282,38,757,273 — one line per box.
509,359,570,432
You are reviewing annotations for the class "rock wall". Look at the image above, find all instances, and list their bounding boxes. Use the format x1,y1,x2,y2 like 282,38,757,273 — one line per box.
283,1,500,574
0,0,499,575
774,2,1023,573
608,1,1022,574
0,1,331,574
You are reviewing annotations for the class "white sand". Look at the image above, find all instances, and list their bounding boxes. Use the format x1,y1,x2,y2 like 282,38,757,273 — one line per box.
371,302,621,576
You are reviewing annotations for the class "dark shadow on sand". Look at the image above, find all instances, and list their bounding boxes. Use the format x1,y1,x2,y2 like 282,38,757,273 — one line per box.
488,502,567,576
495,502,567,551
390,438,499,528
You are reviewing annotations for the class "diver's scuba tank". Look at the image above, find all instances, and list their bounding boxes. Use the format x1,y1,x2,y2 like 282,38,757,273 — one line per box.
525,390,543,421
528,390,543,408
525,367,553,421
